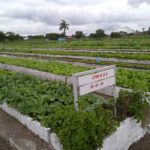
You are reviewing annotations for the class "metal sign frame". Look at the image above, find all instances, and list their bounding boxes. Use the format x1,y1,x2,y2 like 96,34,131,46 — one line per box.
72,65,117,115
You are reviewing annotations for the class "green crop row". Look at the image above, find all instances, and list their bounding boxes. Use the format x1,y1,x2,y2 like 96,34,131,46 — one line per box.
0,70,118,150
0,57,89,76
117,69,150,91
0,56,149,91
1,49,150,60
51,57,150,70
0,36,150,50
1,52,150,69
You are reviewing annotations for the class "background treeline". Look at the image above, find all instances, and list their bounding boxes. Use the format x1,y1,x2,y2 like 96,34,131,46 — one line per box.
0,27,150,42
0,31,23,42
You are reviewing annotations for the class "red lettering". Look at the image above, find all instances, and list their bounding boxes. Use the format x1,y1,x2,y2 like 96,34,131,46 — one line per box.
92,71,109,80
106,72,108,76
95,84,98,87
90,85,94,89
100,82,104,86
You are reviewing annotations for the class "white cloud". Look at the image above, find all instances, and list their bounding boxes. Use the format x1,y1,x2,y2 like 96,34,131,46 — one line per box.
128,0,150,7
0,0,150,35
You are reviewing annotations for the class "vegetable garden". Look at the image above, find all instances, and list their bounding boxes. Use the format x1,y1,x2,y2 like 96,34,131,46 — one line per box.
0,49,150,60
0,56,149,91
0,37,150,150
0,69,149,150
0,35,150,50
0,69,118,150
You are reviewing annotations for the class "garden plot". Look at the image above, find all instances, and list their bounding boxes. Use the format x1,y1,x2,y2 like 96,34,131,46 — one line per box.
0,69,149,150
29,48,150,54
0,69,117,150
0,36,150,50
0,49,150,61
0,52,150,70
0,51,150,65
0,56,149,92
2,47,150,53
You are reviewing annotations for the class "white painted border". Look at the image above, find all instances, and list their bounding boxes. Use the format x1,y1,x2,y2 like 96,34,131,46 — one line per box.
0,103,63,150
0,63,72,85
0,63,149,98
0,103,148,150
100,118,146,150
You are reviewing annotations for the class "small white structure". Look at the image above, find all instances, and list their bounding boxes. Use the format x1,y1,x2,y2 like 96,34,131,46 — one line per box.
72,65,116,111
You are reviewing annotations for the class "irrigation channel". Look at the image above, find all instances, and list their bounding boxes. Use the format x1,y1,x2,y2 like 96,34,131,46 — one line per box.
2,47,150,53
0,54,149,72
0,52,150,65
30,48,150,54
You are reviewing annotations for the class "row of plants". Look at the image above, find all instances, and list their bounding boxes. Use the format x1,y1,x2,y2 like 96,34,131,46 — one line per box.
117,68,150,92
0,56,89,76
0,52,150,69
50,57,150,70
1,49,149,60
0,69,118,150
0,56,149,91
0,36,150,50
0,69,149,149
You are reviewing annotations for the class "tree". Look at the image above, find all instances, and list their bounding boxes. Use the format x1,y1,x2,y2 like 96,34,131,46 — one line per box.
0,31,6,42
75,31,84,39
111,32,121,38
6,32,23,41
45,33,63,40
59,20,69,37
148,27,150,35
28,35,45,40
89,33,96,38
142,28,145,33
95,29,106,38
6,32,16,41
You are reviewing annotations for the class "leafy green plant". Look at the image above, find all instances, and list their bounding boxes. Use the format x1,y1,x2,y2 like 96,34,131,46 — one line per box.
0,35,150,50
0,56,149,91
1,48,150,60
0,56,90,76
0,69,118,150
116,90,150,122
117,69,150,91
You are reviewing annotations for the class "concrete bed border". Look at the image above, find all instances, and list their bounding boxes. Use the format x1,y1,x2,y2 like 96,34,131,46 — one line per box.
0,63,149,150
0,63,72,85
0,103,62,150
0,52,149,65
0,63,149,98
0,103,147,150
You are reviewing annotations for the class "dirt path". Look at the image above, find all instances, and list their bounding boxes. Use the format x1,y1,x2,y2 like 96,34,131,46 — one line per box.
0,109,53,150
129,134,150,150
0,136,13,150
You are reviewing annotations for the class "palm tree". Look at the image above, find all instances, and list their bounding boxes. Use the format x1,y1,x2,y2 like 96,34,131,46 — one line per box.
59,20,69,37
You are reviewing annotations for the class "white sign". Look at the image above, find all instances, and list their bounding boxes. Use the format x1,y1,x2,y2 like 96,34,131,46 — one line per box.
72,65,116,111
78,69,114,86
79,77,115,96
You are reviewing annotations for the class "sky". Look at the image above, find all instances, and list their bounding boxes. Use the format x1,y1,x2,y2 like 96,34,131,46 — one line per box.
0,0,150,35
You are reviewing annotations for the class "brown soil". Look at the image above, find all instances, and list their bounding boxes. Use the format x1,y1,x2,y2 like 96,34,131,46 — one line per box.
129,134,150,150
0,136,13,150
129,108,150,150
0,109,53,150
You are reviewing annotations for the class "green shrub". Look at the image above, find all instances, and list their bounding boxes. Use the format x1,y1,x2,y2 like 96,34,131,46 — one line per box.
0,70,118,150
116,90,150,122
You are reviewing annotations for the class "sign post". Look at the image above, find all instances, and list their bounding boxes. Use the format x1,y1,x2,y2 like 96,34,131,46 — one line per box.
72,65,116,114
72,76,79,112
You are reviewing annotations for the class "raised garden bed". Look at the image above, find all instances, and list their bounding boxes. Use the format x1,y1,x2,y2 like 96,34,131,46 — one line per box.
0,69,149,150
0,56,149,91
